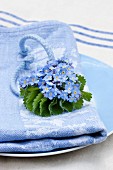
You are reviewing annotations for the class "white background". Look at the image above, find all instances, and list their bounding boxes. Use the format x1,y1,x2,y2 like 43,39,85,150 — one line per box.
0,0,113,170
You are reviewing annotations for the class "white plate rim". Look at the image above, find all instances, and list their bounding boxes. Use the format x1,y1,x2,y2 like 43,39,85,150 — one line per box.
0,132,112,157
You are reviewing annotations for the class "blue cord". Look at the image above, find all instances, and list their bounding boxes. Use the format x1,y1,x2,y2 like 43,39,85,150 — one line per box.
19,34,55,60
11,34,55,96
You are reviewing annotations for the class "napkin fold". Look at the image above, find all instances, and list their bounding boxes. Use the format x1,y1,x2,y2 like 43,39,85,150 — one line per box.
0,20,107,152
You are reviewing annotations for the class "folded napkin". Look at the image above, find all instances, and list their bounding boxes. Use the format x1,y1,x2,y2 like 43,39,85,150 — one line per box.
0,20,107,152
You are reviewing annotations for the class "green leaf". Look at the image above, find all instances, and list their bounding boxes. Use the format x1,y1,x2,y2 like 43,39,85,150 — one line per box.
27,86,39,92
60,100,73,112
77,75,86,90
40,98,51,117
23,94,28,106
23,87,31,105
32,93,43,115
26,91,39,111
82,91,92,102
73,98,83,110
49,98,64,115
20,88,26,97
20,86,37,97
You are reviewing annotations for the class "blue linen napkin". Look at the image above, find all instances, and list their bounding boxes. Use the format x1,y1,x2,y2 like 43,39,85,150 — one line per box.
0,20,107,152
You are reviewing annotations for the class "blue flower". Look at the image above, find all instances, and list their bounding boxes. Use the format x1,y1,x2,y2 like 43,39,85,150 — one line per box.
59,68,67,76
67,65,73,71
19,77,29,88
54,86,61,95
68,96,77,103
43,74,52,81
48,65,55,70
65,80,74,86
65,84,73,94
67,70,73,77
46,81,54,86
58,63,67,68
36,70,45,77
53,74,61,82
58,91,69,100
71,88,81,99
60,75,68,83
73,83,80,89
41,85,52,93
38,78,45,87
44,89,56,100
42,65,50,74
69,74,78,82
19,57,83,104
29,75,39,86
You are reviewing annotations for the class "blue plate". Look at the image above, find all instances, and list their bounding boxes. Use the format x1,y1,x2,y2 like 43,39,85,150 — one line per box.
1,54,113,157
81,54,113,135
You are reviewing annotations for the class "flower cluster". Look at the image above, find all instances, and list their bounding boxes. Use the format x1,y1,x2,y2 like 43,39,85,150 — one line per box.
19,57,81,102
